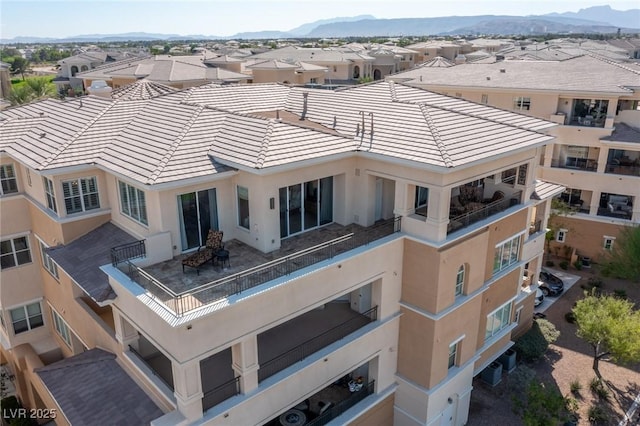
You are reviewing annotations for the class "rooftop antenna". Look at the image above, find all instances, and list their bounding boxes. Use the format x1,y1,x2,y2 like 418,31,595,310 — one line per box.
300,92,308,120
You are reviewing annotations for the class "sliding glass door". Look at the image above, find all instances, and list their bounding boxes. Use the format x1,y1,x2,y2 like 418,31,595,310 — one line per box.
178,189,219,251
280,177,333,238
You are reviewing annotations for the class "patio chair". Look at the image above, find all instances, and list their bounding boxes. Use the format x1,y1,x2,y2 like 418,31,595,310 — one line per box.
181,230,224,275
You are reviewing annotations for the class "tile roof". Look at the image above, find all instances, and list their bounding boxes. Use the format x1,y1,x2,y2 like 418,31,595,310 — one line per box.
111,80,178,100
531,180,565,200
36,348,163,425
46,222,139,302
601,123,640,144
392,55,640,94
1,81,554,184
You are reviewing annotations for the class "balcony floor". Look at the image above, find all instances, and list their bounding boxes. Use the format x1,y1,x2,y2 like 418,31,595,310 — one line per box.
142,223,369,295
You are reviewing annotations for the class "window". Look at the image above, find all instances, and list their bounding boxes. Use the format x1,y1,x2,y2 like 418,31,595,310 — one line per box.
556,229,567,243
481,94,488,104
62,177,99,214
309,78,318,84
485,301,512,340
38,239,58,279
1,236,32,270
51,309,71,347
0,164,18,195
513,96,531,111
517,164,528,185
237,186,250,230
448,342,458,369
119,181,148,225
515,306,523,324
10,302,43,334
43,177,57,213
455,265,465,297
493,235,520,274
414,186,429,217
603,236,615,250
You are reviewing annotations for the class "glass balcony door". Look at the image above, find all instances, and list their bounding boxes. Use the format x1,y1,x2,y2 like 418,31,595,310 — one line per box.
178,189,219,251
280,177,332,238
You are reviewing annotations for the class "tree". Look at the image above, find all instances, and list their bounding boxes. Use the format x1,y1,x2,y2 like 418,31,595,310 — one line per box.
25,76,55,99
572,291,640,381
601,225,640,282
545,198,576,255
10,57,29,80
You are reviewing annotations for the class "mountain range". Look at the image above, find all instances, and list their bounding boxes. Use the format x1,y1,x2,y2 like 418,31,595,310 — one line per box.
1,6,638,43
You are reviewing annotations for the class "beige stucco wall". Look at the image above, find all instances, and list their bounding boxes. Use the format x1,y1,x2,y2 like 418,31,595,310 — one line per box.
548,215,630,261
251,68,296,84
349,393,395,426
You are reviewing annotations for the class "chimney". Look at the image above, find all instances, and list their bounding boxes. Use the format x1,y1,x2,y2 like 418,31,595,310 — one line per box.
300,92,308,120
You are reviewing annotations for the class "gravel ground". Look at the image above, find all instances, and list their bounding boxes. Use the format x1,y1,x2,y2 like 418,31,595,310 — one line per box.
468,267,640,426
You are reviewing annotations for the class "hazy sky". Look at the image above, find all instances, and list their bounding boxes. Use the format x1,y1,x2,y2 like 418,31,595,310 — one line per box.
1,0,638,39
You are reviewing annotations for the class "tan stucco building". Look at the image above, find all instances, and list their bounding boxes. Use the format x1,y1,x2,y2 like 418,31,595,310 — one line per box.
393,53,640,264
0,81,559,425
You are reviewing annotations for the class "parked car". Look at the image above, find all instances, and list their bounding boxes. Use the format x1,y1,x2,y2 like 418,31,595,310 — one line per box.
534,288,544,306
539,269,564,296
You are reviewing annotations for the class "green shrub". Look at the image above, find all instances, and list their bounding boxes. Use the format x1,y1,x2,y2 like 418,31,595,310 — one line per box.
588,277,603,288
564,396,579,414
520,381,566,426
545,260,555,267
559,260,569,270
573,260,582,270
565,311,576,324
514,319,559,362
587,404,608,423
589,378,610,401
614,289,627,299
569,379,582,396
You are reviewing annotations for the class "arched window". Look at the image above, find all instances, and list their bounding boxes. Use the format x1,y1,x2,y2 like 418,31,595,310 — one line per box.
373,69,382,80
455,265,465,296
70,66,78,77
353,65,360,79
80,65,88,72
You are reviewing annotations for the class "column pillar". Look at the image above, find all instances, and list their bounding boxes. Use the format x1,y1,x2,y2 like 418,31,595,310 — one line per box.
172,361,203,422
231,336,259,394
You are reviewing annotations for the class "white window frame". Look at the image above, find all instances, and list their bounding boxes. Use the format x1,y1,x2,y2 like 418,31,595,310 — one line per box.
556,228,568,243
485,301,512,340
43,177,57,214
455,265,465,297
62,176,100,214
448,334,465,370
513,96,531,111
37,237,59,280
493,234,522,274
118,180,148,226
0,164,18,195
515,306,524,324
51,307,72,348
1,235,32,270
603,236,615,250
481,94,488,104
9,302,44,335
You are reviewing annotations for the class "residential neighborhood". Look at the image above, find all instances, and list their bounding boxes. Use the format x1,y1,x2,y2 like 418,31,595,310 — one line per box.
1,8,639,426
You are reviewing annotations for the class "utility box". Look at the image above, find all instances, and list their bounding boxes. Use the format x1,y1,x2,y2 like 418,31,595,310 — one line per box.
498,349,517,373
481,361,503,386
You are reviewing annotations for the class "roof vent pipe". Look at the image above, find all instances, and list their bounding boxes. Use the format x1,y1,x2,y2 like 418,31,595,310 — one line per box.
300,92,308,120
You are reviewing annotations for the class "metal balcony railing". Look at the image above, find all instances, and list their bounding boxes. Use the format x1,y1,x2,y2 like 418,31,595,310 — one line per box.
305,380,375,426
120,217,400,317
605,163,640,177
448,191,522,234
258,307,378,382
202,377,241,411
111,240,146,266
528,220,542,235
128,345,173,391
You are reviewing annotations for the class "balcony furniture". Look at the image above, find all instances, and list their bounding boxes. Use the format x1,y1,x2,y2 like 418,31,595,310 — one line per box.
215,249,230,270
181,230,224,275
483,190,504,204
279,409,306,426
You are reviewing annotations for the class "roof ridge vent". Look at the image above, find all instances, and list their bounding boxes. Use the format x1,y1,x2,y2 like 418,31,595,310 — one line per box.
420,104,453,168
256,119,275,168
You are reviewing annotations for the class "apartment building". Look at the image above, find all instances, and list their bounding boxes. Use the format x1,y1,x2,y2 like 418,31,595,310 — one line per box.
393,54,640,262
0,81,560,425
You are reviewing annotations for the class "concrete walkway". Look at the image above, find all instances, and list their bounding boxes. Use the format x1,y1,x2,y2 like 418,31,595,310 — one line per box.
534,268,581,314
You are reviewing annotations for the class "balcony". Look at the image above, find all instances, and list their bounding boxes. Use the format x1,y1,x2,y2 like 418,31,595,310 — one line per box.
550,158,598,172
113,218,400,317
448,190,523,234
605,150,640,177
258,303,377,382
597,193,634,221
528,220,542,235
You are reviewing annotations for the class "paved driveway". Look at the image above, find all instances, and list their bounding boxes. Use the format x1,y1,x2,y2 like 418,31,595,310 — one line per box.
534,268,581,314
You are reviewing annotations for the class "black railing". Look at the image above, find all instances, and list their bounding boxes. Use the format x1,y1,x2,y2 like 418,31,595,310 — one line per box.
128,345,173,391
111,240,146,266
597,207,633,220
122,217,400,316
550,158,598,172
448,191,522,234
258,307,378,382
202,377,240,411
306,380,375,426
